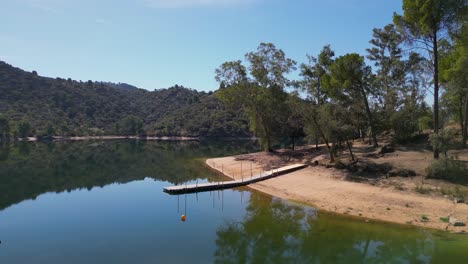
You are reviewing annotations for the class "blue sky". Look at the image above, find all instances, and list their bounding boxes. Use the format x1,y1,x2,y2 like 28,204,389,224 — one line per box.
1,0,402,92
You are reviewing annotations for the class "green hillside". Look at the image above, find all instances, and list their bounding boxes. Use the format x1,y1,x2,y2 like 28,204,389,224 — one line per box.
0,61,251,138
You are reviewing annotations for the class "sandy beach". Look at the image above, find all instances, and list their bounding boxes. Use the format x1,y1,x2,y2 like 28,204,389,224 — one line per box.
206,153,468,232
16,136,199,142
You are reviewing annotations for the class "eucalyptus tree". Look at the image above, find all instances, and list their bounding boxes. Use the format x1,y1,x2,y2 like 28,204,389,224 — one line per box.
393,0,467,158
215,43,296,151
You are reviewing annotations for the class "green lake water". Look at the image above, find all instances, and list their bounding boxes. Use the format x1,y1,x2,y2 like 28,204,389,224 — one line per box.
0,140,467,263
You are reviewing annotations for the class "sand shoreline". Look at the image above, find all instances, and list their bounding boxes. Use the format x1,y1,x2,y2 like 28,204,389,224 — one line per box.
15,135,199,142
206,155,468,233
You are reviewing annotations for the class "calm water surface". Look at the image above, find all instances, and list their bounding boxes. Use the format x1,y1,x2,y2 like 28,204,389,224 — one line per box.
0,140,467,264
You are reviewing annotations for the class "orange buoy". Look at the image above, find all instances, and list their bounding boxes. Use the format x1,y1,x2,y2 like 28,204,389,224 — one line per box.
180,214,186,222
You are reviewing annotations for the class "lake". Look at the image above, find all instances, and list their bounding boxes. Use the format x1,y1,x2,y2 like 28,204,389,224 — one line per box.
0,140,467,263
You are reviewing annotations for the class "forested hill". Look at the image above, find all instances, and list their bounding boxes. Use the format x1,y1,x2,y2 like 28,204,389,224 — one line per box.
0,61,251,138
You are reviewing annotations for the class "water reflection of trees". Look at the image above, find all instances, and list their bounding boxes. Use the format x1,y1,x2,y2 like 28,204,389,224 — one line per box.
215,192,439,263
0,140,258,210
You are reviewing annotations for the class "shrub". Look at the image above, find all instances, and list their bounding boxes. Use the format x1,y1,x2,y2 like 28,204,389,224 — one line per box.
418,116,432,131
426,158,467,183
17,121,32,138
391,110,418,143
429,128,459,157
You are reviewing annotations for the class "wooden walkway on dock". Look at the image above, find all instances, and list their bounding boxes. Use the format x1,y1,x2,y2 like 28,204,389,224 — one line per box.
163,163,307,195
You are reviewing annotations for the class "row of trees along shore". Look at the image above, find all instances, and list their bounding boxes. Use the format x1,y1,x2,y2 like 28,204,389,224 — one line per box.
215,0,467,161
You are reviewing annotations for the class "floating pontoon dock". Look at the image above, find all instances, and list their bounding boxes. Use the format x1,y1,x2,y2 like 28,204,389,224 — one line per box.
163,163,307,194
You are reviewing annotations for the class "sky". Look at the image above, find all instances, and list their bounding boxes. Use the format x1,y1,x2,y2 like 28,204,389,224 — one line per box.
0,0,403,92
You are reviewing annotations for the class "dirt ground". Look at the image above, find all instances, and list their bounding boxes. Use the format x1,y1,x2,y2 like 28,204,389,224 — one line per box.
206,141,468,232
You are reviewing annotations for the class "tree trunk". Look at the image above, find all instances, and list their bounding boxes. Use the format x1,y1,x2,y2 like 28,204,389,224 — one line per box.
433,32,440,159
309,113,334,163
346,140,355,161
262,122,273,152
360,87,378,148
359,116,365,142
459,97,465,148
262,121,273,152
266,136,273,152
253,103,273,152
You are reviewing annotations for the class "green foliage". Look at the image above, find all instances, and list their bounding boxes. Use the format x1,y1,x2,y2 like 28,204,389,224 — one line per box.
215,43,296,151
0,115,10,139
117,115,144,136
327,54,371,99
366,24,429,141
418,116,433,131
17,120,31,138
327,53,379,147
367,24,405,117
440,217,449,223
429,128,459,157
426,158,467,183
46,123,55,136
440,23,468,146
391,108,419,143
394,0,465,40
439,186,468,200
299,45,334,105
153,94,250,138
0,61,250,138
415,185,431,194
284,93,306,149
393,0,466,158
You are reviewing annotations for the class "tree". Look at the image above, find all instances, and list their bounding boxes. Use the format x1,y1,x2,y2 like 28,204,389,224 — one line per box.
393,0,467,158
327,54,379,147
0,115,10,139
366,24,405,118
300,45,334,106
17,121,32,138
117,116,144,136
285,93,306,152
299,45,336,161
440,23,468,147
429,128,458,158
215,43,296,151
46,123,55,137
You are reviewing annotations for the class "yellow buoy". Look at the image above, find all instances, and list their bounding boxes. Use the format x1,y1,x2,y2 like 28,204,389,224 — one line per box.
181,214,186,222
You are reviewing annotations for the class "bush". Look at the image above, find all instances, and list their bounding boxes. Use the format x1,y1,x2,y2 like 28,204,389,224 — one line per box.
426,158,467,183
391,110,418,143
429,128,459,157
418,116,432,131
17,121,32,138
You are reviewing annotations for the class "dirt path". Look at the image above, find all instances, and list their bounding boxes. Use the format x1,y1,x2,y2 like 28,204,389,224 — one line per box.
206,156,468,232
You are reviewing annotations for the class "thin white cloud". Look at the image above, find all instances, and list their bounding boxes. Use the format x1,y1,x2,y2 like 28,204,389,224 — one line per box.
144,0,258,8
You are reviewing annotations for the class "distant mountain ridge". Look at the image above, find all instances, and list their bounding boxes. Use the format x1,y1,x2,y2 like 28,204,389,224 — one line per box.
102,82,139,91
0,61,251,138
